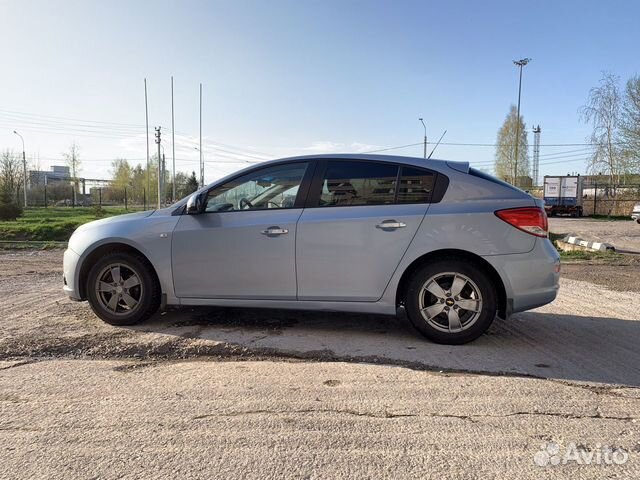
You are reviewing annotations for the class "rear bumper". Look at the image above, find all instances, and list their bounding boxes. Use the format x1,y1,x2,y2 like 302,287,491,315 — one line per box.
63,248,82,301
483,238,560,315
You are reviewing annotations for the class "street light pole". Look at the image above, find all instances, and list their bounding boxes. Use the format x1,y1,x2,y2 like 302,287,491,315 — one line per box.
419,118,427,159
512,58,531,187
13,130,27,207
199,83,204,187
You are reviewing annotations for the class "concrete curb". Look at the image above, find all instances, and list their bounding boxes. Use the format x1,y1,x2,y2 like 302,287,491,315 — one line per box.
563,234,616,252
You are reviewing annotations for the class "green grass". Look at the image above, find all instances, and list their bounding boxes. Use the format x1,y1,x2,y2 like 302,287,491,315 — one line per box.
0,207,132,242
559,249,623,262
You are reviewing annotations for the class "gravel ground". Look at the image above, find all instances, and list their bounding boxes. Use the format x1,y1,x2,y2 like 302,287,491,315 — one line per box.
1,249,640,478
549,217,640,252
1,359,639,479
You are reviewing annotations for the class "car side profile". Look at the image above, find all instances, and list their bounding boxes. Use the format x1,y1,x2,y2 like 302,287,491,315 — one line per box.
63,154,560,344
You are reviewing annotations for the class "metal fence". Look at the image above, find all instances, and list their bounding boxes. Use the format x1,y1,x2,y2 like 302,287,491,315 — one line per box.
21,182,194,210
528,183,640,217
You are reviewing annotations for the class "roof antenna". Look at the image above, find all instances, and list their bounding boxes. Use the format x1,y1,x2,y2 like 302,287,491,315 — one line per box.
427,130,447,159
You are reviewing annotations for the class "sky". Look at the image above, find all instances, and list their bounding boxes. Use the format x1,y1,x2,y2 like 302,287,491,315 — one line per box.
1,0,639,184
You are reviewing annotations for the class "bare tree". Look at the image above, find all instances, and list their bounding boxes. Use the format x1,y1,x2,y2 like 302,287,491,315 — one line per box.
579,72,626,185
495,105,530,184
620,75,640,173
0,149,24,201
63,143,81,204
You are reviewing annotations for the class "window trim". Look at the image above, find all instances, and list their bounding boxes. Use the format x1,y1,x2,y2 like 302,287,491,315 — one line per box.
196,160,316,215
303,159,445,208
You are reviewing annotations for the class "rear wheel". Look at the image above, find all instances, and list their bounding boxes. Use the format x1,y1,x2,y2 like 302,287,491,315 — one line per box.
405,259,497,344
86,252,160,326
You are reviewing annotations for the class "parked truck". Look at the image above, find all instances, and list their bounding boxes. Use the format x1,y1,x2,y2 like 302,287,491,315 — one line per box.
543,175,584,217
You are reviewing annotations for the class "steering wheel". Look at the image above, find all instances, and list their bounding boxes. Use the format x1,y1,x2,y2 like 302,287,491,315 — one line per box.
239,197,254,210
267,200,281,209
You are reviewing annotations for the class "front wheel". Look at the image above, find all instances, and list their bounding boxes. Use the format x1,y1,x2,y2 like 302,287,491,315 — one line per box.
86,252,160,326
405,259,497,344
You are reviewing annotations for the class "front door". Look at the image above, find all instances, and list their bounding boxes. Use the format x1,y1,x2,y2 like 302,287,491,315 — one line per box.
172,161,310,299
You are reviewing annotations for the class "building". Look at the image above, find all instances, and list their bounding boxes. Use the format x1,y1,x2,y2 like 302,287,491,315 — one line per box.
29,165,70,186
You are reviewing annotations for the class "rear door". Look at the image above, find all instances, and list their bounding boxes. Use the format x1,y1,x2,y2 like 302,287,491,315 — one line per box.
295,160,435,302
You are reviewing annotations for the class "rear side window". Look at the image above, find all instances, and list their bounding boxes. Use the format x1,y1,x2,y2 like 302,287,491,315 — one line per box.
318,161,398,207
397,166,434,204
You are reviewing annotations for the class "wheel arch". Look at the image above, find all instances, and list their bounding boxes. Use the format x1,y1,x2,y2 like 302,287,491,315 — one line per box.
395,249,508,319
78,242,160,300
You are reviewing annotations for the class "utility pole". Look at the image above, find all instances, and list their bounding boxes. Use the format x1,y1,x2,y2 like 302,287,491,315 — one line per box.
419,118,427,159
162,152,166,203
144,79,150,201
199,83,204,186
512,58,531,187
155,127,162,209
532,125,541,186
171,76,176,202
13,131,27,207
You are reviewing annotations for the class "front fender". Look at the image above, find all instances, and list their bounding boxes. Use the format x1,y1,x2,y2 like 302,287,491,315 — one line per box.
69,214,180,303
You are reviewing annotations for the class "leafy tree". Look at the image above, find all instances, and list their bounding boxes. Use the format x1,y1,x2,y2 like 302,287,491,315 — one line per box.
494,105,530,184
111,159,132,190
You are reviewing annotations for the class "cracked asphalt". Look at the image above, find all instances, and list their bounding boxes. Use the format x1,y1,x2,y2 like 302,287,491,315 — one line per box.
1,250,640,478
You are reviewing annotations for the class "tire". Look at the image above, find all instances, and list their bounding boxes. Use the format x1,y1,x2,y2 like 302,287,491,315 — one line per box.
404,258,497,345
86,251,160,326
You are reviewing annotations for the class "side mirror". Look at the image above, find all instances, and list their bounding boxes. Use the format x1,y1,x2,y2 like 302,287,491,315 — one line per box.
186,193,203,215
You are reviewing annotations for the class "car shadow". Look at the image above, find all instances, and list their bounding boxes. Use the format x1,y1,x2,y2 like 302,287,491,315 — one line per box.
128,306,640,387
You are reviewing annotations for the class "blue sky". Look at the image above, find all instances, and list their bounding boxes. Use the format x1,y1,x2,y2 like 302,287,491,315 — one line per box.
1,0,638,183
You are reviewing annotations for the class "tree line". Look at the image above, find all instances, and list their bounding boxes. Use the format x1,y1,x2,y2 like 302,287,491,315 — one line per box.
0,142,200,210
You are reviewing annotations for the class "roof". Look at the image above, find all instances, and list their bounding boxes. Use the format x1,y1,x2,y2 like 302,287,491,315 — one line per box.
262,153,470,174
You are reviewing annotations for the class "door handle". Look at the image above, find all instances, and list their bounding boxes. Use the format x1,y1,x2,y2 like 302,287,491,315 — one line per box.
261,226,289,236
376,220,407,230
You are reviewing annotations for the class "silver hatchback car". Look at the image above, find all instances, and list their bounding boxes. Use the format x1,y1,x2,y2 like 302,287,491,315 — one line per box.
63,154,560,344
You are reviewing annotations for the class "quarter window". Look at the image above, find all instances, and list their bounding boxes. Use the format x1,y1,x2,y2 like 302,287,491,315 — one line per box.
397,167,435,204
318,161,398,207
204,162,309,212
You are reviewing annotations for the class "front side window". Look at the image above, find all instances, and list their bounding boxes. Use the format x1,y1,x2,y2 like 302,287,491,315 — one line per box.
318,161,398,207
204,162,308,212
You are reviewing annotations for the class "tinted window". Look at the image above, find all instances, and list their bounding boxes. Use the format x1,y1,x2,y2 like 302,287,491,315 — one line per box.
318,161,398,207
205,162,308,212
397,167,435,203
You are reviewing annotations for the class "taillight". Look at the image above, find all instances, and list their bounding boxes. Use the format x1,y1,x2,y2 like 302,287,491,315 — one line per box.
495,207,548,238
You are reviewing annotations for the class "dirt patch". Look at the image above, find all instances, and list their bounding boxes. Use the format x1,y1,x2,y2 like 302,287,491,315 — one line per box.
561,264,640,292
549,217,640,252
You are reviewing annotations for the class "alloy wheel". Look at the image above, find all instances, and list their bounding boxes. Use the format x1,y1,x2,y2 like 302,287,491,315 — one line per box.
419,272,483,333
94,263,144,316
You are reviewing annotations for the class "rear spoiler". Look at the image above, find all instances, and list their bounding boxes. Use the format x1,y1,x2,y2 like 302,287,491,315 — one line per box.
446,161,470,174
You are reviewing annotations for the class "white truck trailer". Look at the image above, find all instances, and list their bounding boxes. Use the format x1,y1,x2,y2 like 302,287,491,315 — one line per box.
543,175,584,217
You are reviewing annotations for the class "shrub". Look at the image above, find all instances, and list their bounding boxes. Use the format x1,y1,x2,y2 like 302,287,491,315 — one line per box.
92,204,106,218
0,189,23,221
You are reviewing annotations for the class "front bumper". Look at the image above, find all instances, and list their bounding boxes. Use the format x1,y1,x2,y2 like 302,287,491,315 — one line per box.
63,248,82,301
